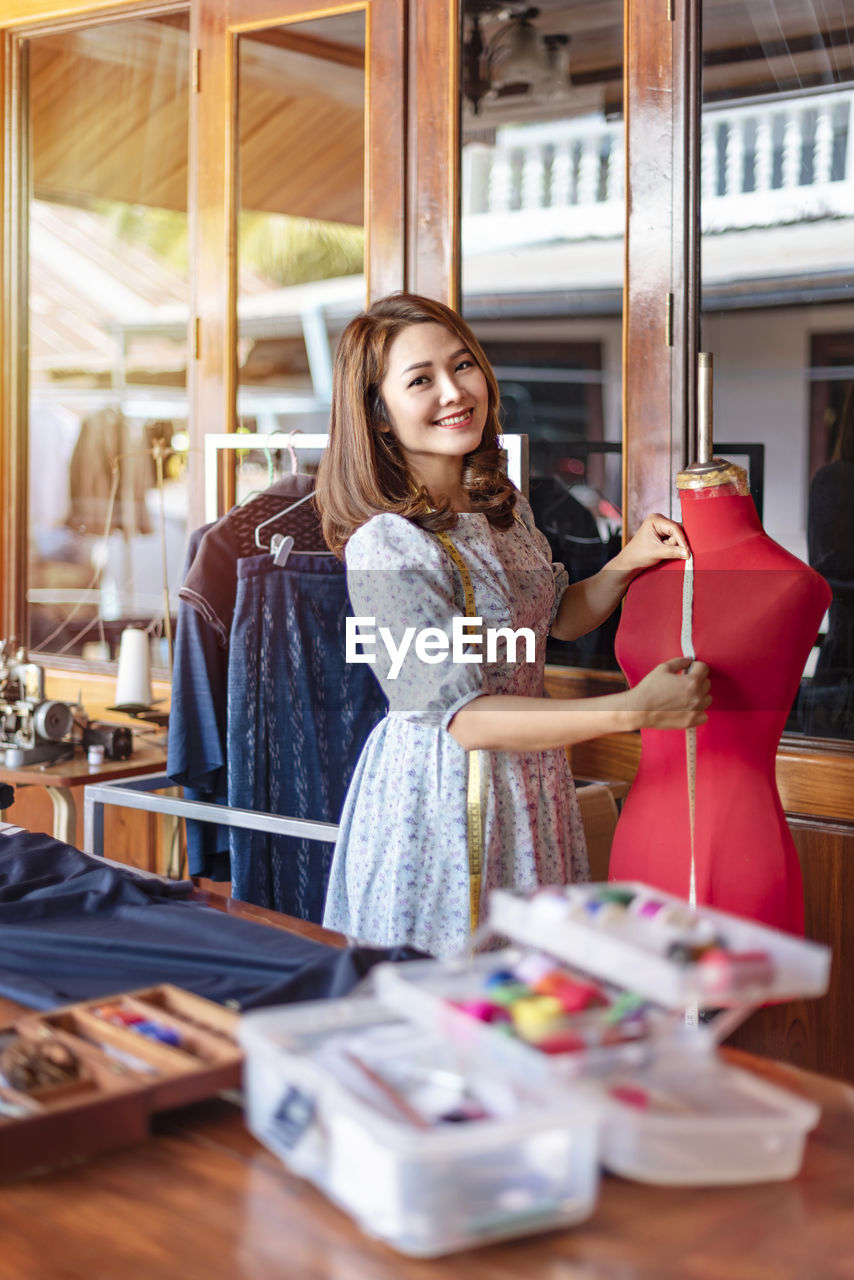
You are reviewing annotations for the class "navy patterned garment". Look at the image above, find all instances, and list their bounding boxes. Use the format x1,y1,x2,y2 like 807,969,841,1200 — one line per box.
228,551,387,920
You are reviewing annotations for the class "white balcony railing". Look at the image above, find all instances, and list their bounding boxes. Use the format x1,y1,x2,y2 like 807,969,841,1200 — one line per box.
463,117,624,254
701,90,854,231
462,89,854,256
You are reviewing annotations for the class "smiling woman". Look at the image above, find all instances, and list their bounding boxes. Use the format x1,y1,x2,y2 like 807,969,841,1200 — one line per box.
376,324,489,503
314,292,709,958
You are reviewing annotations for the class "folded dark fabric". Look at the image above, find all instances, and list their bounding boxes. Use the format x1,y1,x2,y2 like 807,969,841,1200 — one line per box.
0,830,421,1011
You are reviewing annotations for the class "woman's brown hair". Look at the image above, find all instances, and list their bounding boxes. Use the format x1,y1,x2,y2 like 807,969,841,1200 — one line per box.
315,292,516,555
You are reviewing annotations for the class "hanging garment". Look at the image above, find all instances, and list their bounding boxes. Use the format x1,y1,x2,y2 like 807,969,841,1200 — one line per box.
228,551,388,921
66,407,154,535
170,476,328,879
167,525,231,880
179,473,326,644
0,830,420,1011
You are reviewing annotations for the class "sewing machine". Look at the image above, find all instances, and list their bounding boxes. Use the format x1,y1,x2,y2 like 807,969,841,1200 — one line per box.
0,644,75,767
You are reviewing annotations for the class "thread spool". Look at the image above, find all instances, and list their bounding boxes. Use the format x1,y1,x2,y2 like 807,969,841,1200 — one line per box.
113,628,152,711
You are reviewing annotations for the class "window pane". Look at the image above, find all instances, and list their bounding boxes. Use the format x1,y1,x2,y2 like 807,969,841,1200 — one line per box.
460,0,624,671
27,15,190,663
701,1,854,740
234,11,365,494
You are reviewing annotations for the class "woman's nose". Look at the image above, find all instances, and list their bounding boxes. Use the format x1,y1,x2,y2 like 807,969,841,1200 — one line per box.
438,372,464,402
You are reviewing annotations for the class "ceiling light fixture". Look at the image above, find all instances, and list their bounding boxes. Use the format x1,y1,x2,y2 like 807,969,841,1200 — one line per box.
462,4,572,117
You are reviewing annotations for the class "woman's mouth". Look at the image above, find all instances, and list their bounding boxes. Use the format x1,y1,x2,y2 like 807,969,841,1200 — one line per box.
434,409,474,429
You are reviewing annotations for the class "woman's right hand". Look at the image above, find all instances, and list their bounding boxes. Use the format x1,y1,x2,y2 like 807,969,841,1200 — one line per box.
625,657,712,730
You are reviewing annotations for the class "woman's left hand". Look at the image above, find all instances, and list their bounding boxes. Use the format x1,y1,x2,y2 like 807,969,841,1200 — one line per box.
615,513,690,575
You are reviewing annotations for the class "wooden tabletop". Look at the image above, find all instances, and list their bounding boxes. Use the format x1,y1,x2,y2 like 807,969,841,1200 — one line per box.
1,894,852,1279
0,738,168,788
0,1042,851,1279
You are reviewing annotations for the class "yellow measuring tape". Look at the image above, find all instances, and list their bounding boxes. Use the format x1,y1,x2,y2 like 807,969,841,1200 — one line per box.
433,530,484,934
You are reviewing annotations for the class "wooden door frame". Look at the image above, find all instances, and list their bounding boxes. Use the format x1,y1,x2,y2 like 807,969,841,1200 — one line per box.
407,0,460,306
623,0,702,534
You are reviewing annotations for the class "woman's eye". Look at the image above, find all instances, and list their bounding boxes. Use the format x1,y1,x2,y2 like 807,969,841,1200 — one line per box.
408,375,428,388
456,360,474,372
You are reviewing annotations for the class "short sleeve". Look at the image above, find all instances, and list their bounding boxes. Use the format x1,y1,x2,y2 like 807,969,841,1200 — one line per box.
345,514,485,728
513,495,569,628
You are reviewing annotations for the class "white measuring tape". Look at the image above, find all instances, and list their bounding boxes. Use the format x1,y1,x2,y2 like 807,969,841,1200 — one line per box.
680,554,697,911
681,554,699,1028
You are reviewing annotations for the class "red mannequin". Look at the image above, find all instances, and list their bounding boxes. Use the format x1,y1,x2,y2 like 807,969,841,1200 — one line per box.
609,485,831,933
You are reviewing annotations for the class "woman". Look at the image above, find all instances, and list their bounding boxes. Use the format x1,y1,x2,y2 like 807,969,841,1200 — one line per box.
316,293,710,956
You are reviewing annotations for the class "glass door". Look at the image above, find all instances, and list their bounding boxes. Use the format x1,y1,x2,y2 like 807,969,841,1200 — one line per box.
700,0,854,740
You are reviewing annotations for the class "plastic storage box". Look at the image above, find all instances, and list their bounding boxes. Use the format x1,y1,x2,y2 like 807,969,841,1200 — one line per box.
238,994,601,1257
488,882,831,1007
373,881,829,1186
598,1051,820,1185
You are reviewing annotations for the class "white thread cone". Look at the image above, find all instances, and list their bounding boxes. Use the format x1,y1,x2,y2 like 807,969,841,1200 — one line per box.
114,628,152,710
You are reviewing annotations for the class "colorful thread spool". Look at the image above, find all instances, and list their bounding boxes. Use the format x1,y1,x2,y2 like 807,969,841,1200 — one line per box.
595,887,637,908
667,938,721,966
94,1004,144,1027
532,971,604,1013
697,948,774,995
484,970,517,988
508,995,568,1043
581,898,625,925
487,981,531,1007
136,1021,182,1046
536,1030,588,1055
454,999,511,1025
609,1084,650,1109
603,991,648,1025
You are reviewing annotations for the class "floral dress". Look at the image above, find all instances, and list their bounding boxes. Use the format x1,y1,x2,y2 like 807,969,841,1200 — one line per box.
322,496,590,957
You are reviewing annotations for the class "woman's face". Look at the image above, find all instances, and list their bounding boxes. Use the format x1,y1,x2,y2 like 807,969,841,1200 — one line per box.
378,322,488,475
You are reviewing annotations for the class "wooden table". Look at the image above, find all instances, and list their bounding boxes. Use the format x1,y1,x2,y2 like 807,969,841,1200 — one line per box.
0,740,168,845
1,893,852,1280
0,1049,851,1280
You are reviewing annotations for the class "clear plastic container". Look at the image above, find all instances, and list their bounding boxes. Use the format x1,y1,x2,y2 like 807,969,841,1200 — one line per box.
373,946,679,1093
238,996,601,1258
371,880,830,1186
599,1051,820,1185
488,882,832,1008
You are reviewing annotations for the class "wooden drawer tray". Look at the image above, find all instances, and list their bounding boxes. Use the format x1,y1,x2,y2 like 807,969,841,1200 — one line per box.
0,985,241,1180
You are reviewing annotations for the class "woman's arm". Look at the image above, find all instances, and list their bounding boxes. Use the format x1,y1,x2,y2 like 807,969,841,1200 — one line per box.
551,513,690,642
448,658,710,752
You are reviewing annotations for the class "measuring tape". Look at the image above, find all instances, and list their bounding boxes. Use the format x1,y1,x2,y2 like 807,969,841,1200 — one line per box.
433,530,484,934
680,554,697,910
680,554,700,1027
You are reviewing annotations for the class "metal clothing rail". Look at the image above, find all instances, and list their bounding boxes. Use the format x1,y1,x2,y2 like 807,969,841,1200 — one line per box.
83,772,339,860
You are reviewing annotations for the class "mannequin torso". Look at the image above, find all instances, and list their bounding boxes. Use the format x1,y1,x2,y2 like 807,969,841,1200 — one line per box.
609,492,831,932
